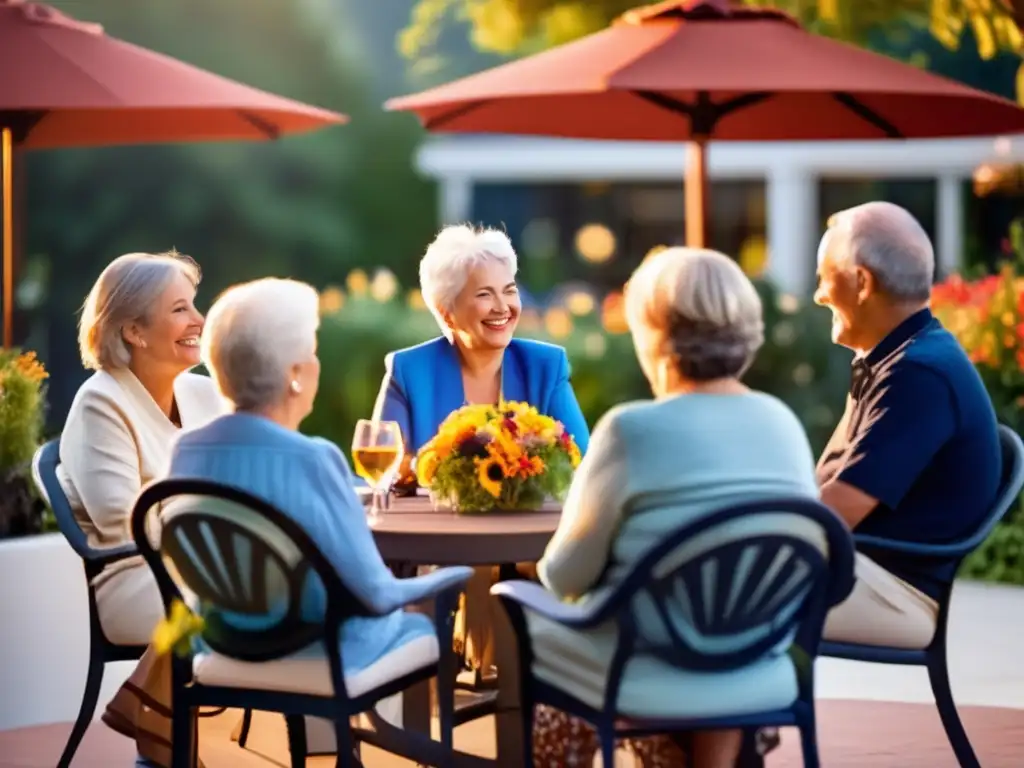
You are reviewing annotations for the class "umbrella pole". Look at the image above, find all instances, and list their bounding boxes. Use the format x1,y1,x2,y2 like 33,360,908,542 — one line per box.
685,135,710,249
1,127,12,349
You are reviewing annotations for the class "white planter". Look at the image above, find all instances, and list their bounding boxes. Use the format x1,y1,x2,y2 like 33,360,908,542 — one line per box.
0,533,133,730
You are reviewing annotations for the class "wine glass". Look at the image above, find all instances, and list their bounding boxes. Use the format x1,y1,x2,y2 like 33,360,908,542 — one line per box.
351,419,404,524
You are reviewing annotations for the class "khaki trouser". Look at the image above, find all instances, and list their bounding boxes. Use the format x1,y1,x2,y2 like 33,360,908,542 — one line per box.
824,552,939,650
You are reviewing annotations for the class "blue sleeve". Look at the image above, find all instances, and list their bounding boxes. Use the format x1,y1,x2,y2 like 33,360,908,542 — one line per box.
306,439,466,614
548,349,590,455
372,353,412,449
837,363,956,509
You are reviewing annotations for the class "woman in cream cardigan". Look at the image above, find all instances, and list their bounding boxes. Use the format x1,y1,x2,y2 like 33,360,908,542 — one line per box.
58,251,227,766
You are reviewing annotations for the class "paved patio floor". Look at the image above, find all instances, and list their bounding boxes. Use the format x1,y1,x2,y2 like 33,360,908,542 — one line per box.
2,580,1023,767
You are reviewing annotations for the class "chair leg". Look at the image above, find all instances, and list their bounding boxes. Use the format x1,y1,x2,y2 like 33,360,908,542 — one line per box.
170,699,193,768
597,723,616,768
236,708,254,748
58,652,104,768
332,715,358,768
519,700,535,768
927,652,981,768
285,715,307,768
798,716,820,768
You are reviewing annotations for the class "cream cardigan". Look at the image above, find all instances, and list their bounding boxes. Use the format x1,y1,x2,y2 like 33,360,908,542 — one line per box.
57,368,227,589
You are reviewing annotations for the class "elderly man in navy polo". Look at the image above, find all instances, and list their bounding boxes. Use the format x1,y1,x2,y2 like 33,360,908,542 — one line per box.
814,201,1001,649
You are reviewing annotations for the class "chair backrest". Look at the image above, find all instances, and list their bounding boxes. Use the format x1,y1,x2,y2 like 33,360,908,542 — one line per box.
31,439,97,568
960,425,1024,553
131,477,369,663
598,497,853,684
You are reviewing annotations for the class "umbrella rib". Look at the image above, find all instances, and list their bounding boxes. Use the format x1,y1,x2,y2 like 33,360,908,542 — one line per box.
635,91,773,135
831,93,903,139
238,111,281,140
424,101,491,131
0,112,46,144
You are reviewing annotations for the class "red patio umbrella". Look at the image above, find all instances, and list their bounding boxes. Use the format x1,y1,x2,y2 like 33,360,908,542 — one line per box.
387,0,1024,257
0,0,348,346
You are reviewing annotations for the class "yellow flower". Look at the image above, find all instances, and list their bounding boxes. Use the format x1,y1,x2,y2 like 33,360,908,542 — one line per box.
477,457,504,498
416,449,440,486
13,350,47,384
567,440,582,468
152,599,205,657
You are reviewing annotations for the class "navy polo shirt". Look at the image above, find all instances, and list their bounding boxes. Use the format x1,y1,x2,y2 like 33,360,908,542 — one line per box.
816,309,1001,599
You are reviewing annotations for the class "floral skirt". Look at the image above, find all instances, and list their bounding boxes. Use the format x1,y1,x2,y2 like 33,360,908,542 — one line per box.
533,704,688,767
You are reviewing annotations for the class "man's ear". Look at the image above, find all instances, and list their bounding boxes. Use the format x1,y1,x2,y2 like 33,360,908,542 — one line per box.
855,265,875,304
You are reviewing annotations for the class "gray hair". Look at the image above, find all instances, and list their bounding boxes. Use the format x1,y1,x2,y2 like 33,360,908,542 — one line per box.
201,278,320,411
419,224,518,341
78,250,200,371
823,201,934,301
626,247,764,381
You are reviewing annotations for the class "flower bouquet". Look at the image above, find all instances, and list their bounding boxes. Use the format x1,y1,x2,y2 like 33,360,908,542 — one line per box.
415,401,582,514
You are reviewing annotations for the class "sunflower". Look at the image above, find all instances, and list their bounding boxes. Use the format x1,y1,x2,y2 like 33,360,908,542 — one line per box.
416,449,441,486
477,457,505,498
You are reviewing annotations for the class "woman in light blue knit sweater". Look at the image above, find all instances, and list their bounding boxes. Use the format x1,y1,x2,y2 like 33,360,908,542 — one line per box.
144,279,461,767
531,248,821,768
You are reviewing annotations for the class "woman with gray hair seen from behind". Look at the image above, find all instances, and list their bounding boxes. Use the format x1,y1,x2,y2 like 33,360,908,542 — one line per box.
165,278,470,761
58,250,227,766
530,248,820,767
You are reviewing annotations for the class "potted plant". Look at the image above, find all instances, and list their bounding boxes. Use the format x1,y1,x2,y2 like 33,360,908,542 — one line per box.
0,350,48,539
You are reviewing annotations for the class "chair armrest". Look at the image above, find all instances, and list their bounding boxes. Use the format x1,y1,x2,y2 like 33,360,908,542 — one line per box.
490,580,612,629
377,566,475,615
854,533,970,559
88,541,140,569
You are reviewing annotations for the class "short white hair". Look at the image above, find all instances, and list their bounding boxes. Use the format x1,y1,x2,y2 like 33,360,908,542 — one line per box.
626,247,764,380
201,278,320,411
78,250,200,371
823,201,934,301
419,224,518,341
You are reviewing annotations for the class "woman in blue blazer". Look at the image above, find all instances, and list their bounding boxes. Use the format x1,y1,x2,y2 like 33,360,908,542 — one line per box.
372,224,590,456
372,223,590,675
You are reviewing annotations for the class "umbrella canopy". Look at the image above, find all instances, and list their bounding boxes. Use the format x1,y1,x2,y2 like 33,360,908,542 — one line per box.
387,0,1024,248
0,0,347,147
0,0,348,347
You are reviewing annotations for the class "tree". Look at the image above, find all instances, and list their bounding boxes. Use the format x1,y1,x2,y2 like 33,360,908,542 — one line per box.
401,0,1024,100
26,0,436,423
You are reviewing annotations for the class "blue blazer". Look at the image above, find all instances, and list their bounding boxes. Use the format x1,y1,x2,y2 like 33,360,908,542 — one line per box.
373,337,590,456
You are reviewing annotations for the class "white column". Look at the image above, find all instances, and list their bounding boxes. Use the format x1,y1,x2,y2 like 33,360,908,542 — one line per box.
936,175,964,278
439,175,473,225
766,167,817,296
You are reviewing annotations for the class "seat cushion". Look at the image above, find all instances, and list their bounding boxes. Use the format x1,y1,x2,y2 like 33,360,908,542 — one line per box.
193,633,439,699
527,612,798,720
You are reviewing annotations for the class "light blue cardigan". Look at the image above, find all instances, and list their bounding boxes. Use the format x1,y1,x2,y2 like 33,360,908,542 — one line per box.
372,336,591,455
167,413,458,672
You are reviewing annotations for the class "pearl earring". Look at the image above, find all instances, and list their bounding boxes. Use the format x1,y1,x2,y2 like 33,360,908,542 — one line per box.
139,340,147,349
289,380,301,394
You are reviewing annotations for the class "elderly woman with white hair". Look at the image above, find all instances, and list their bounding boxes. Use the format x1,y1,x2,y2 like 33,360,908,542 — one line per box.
373,223,589,456
164,279,469,762
58,251,227,764
372,224,590,675
529,248,819,767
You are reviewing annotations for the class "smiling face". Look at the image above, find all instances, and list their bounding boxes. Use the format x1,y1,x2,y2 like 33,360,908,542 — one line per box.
445,259,521,350
127,268,204,377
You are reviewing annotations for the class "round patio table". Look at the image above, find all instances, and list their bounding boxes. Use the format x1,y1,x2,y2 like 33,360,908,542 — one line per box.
372,493,561,767
370,493,562,565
